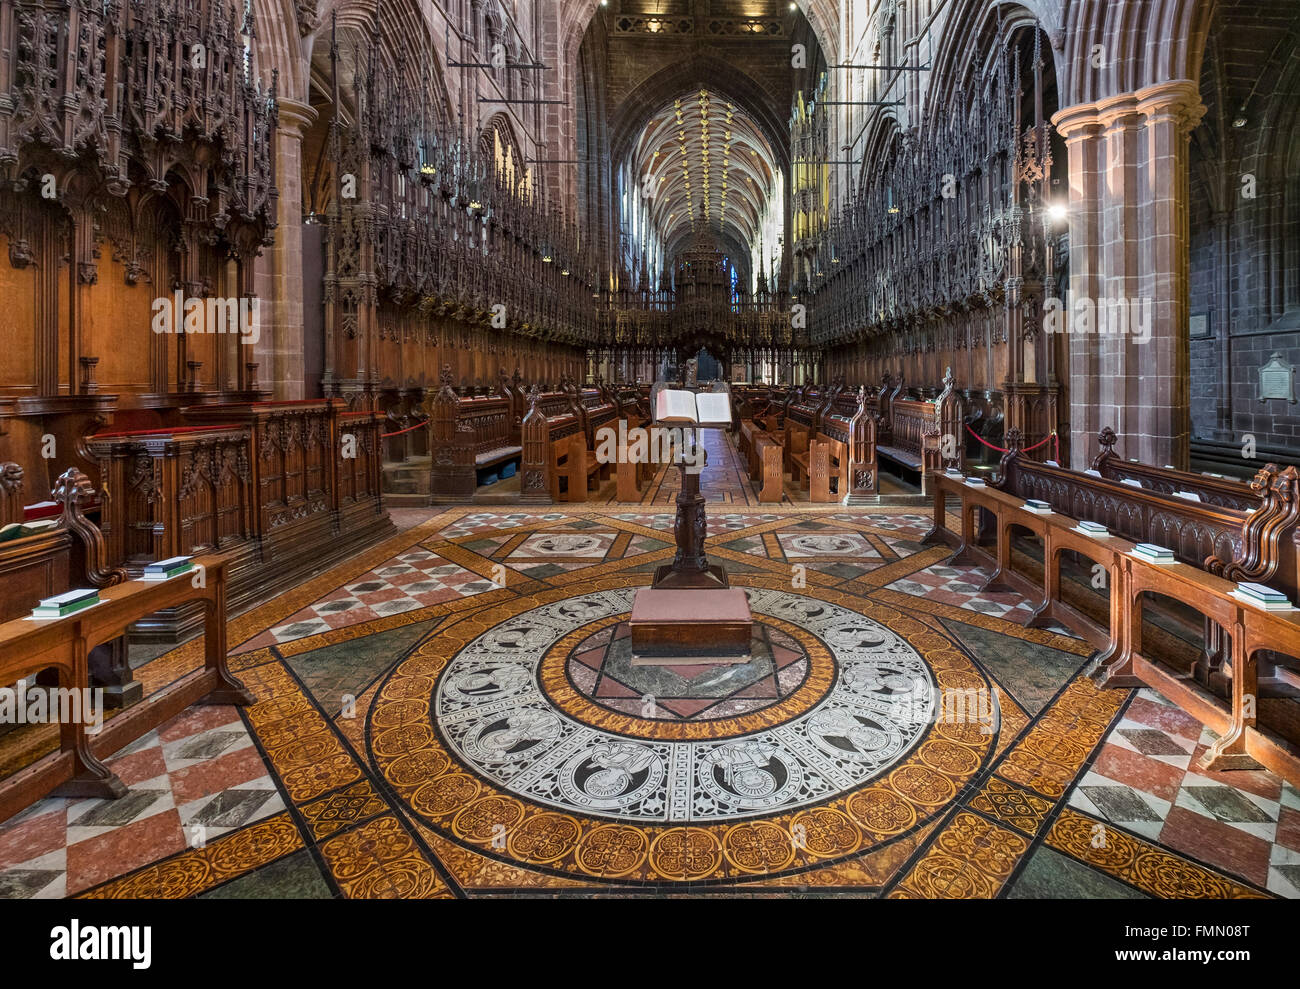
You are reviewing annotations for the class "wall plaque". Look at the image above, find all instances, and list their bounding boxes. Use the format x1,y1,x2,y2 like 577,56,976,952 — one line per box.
1258,352,1297,404
1189,312,1210,339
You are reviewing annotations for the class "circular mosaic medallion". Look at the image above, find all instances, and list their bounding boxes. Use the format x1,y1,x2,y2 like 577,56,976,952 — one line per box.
369,579,998,884
562,621,811,725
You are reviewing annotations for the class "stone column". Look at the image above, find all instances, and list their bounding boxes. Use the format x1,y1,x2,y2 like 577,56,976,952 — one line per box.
1053,80,1204,469
255,97,317,400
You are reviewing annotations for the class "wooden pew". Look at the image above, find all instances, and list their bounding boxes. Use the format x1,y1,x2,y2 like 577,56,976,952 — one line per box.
427,367,521,501
820,386,879,504
754,436,783,504
573,387,619,496
519,387,585,505
876,368,964,492
923,440,1300,783
0,553,254,824
995,429,1248,570
1091,426,1260,512
784,384,830,477
0,462,73,627
614,412,654,504
923,468,1300,784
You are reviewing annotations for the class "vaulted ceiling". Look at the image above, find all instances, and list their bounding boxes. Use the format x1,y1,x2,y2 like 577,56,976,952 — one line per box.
626,89,781,257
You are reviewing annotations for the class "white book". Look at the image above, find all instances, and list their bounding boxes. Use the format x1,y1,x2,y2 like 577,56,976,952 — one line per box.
1045,460,1060,468
1237,582,1287,602
1232,590,1292,612
1078,521,1108,534
1083,468,1102,478
1120,478,1143,488
1074,526,1111,538
1174,491,1202,502
965,478,986,487
38,588,99,608
1133,543,1175,564
655,389,732,426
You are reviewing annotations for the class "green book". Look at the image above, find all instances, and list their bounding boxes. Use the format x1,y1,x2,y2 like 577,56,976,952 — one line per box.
32,588,100,619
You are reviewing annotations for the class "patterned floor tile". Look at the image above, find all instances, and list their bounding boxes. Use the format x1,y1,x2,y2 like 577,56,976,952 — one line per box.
0,706,282,898
1067,688,1297,895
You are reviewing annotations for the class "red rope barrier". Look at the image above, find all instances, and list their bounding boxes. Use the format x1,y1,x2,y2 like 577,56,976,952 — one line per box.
965,424,1060,463
381,421,428,439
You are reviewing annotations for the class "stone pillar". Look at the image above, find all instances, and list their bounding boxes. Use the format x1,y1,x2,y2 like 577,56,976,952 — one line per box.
255,97,317,400
1053,80,1205,469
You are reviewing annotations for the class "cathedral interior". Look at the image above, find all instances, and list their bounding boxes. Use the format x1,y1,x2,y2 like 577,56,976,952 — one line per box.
0,0,1298,932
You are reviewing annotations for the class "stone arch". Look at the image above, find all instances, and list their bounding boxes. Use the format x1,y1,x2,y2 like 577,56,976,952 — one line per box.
608,55,793,179
1060,0,1215,106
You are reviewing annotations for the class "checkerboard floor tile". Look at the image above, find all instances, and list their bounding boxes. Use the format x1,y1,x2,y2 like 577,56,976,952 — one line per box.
1068,689,1300,896
888,562,1038,622
437,513,568,539
237,548,496,650
0,705,282,898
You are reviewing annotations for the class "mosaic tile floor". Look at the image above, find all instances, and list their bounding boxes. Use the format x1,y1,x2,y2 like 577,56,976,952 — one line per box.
0,502,1288,899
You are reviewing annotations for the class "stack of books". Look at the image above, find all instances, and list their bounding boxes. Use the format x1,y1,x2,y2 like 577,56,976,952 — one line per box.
964,476,986,487
0,519,58,543
1132,543,1176,564
1076,520,1110,538
1120,478,1144,488
1083,468,1102,478
1233,582,1292,611
31,588,100,619
1023,499,1053,514
945,468,964,479
1174,491,1202,502
142,556,195,581
1045,460,1061,468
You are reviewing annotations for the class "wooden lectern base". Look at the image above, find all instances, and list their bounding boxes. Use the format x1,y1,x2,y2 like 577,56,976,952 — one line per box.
651,564,729,590
629,587,754,667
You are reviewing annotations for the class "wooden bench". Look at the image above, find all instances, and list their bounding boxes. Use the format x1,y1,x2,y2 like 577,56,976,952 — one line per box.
754,436,783,504
924,445,1300,783
427,367,522,500
519,387,586,504
820,386,879,504
875,368,964,492
574,388,619,495
784,385,830,476
0,552,253,824
1091,426,1261,512
615,413,654,503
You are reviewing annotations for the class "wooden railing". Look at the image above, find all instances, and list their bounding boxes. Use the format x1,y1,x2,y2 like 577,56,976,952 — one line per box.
924,471,1300,785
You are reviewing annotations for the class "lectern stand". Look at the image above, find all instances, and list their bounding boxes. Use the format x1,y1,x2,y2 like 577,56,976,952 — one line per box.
630,382,754,666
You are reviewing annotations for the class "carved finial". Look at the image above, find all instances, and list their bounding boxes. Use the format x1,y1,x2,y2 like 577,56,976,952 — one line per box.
943,366,955,391
439,364,454,387
1249,464,1279,498
1098,426,1117,453
0,462,23,493
52,468,96,510
1004,427,1024,453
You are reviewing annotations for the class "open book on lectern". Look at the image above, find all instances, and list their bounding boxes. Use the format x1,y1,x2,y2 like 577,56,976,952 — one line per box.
654,389,733,426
